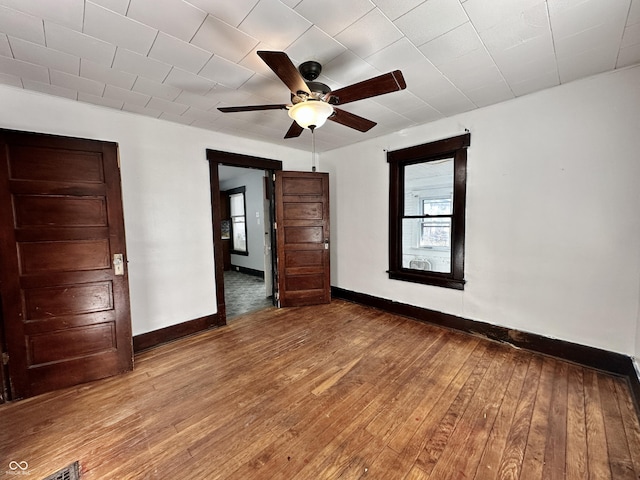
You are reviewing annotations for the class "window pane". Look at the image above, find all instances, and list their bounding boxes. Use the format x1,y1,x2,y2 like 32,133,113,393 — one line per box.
420,218,451,248
422,198,452,216
401,218,451,273
230,193,244,216
232,217,247,252
404,158,453,216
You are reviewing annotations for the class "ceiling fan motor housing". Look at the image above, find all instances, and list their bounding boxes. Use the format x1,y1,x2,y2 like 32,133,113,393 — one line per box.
299,60,322,81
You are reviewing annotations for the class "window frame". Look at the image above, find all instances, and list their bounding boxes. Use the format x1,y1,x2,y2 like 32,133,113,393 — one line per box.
227,186,248,256
387,133,470,290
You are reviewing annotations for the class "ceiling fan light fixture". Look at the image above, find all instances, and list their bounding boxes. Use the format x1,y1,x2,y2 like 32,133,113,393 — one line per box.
288,100,334,130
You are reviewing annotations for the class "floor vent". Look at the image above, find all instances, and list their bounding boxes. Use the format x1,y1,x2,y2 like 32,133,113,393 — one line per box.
42,462,80,480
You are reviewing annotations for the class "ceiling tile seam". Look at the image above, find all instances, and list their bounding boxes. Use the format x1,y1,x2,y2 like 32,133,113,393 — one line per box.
188,13,259,67
81,0,87,37
544,0,563,86
193,55,250,92
10,33,82,77
353,7,407,60
406,20,470,50
41,18,47,49
109,45,119,70
234,73,257,94
392,0,429,25
407,48,476,115
109,46,134,87
75,48,81,77
5,32,15,61
187,11,210,44
306,2,376,38
615,0,637,68
39,20,52,87
364,16,477,112
145,29,161,58
454,3,513,102
279,23,316,61
238,0,263,30
237,43,258,66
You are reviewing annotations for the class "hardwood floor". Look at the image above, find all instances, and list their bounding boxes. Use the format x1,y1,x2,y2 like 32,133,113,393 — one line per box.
1,300,639,479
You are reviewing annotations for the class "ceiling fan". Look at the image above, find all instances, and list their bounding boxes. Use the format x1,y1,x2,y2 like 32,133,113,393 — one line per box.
217,51,407,139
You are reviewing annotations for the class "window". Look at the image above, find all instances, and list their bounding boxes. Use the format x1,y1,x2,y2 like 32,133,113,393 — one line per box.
228,186,248,255
387,133,470,289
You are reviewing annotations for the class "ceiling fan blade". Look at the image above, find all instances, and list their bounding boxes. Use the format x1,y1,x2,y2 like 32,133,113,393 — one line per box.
329,108,377,132
328,70,406,105
284,121,304,139
218,104,288,113
257,51,311,96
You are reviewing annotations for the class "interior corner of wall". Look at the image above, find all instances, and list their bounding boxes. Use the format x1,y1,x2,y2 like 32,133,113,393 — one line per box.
633,357,640,383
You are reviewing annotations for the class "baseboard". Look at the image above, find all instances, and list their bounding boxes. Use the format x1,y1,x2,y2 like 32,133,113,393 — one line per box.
629,362,640,415
331,286,637,379
230,265,264,279
133,313,222,353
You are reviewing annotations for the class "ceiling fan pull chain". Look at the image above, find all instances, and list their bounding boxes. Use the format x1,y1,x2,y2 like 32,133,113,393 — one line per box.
310,126,317,172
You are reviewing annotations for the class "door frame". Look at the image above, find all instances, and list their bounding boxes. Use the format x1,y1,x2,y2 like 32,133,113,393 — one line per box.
206,150,282,324
0,303,8,403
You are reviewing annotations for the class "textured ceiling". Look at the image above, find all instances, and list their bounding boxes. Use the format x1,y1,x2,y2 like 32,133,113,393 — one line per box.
0,0,638,152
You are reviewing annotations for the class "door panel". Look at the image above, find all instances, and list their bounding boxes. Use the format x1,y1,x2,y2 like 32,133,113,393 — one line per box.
275,171,330,307
0,129,133,400
284,226,324,243
24,282,113,319
283,203,323,219
19,239,111,273
15,195,108,226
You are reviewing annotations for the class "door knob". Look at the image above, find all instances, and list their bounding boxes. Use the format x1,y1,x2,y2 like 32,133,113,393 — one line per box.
113,254,124,276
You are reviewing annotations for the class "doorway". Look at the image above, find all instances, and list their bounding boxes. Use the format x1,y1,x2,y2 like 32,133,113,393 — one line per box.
206,150,282,324
219,166,273,319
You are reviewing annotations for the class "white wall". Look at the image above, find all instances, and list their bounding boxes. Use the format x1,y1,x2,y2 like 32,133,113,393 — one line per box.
323,65,640,356
0,85,308,335
2,65,640,359
220,168,266,272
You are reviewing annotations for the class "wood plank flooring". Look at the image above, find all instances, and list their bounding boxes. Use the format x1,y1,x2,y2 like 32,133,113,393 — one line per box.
1,300,639,479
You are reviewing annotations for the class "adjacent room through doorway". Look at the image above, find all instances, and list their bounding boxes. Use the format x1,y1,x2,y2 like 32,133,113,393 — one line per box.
218,164,275,320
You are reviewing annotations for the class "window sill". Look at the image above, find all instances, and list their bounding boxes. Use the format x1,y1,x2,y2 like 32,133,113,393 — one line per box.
388,270,465,290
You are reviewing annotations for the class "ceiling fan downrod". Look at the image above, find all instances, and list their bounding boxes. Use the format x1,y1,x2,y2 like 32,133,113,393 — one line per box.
310,125,316,172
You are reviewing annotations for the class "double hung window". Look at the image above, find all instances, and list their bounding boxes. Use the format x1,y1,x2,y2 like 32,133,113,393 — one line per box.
387,133,470,289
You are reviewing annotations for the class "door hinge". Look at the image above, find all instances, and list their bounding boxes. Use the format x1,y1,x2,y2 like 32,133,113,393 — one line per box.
274,221,277,230
2,352,8,365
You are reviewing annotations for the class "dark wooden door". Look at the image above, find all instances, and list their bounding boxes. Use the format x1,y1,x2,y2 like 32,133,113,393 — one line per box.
0,129,133,400
275,171,330,307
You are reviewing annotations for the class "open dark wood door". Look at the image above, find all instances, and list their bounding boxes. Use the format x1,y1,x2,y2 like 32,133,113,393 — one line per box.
275,171,330,307
0,129,133,400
